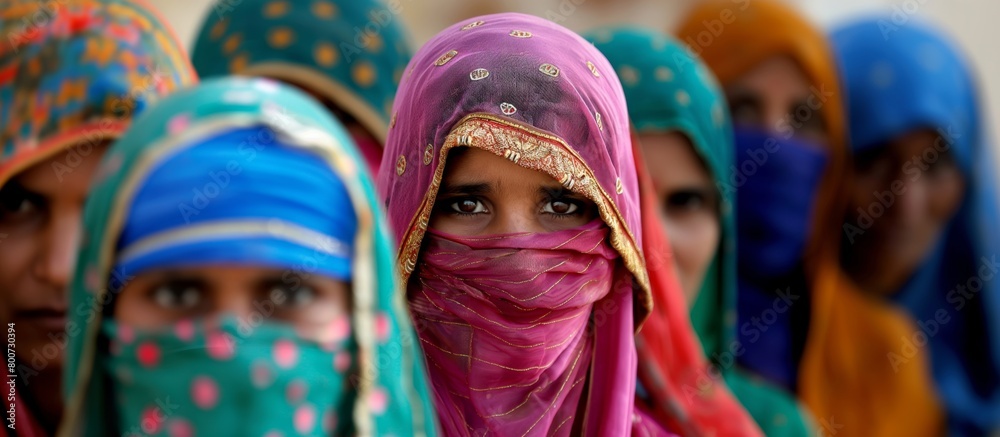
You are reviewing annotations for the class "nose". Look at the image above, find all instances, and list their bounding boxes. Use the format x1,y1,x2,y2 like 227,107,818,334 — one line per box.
212,290,257,323
759,99,792,136
490,208,546,234
32,207,82,291
891,174,929,227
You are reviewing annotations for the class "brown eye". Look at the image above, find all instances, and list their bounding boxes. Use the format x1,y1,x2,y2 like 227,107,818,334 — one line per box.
666,191,706,212
0,183,44,222
542,200,579,215
448,198,488,215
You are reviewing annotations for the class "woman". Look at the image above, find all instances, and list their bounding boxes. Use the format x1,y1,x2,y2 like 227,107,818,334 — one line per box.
380,12,658,436
380,12,756,436
588,27,813,436
191,0,412,174
59,78,437,436
677,1,943,435
0,1,195,435
832,18,1000,435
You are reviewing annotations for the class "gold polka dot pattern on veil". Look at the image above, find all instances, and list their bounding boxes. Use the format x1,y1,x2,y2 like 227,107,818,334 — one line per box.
268,27,294,49
314,42,338,67
312,1,338,18
352,61,377,87
263,0,289,18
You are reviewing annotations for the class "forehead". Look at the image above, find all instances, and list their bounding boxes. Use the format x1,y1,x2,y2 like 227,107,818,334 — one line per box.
729,56,812,96
442,147,561,188
886,129,942,153
8,141,110,197
639,132,707,172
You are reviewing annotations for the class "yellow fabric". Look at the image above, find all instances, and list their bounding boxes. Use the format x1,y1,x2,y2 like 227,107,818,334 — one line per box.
801,263,944,436
676,2,944,435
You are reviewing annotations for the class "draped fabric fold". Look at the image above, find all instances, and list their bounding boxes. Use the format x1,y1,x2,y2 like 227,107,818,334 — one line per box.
412,222,618,435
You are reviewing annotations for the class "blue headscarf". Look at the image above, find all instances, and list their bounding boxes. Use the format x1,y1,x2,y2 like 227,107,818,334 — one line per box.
114,126,357,281
832,18,1000,435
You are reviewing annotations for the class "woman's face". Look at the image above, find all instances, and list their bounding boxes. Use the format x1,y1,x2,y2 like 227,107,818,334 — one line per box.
844,129,966,294
640,132,720,305
430,148,598,236
0,141,108,373
726,56,829,147
115,266,350,340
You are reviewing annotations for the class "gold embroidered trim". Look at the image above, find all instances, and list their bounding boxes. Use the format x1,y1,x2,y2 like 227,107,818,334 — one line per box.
423,144,433,165
396,113,650,308
469,68,490,81
461,20,485,30
586,61,601,78
538,63,559,78
396,154,406,176
434,50,458,66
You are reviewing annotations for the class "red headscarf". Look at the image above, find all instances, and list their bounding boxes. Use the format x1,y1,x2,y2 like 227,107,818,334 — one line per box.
631,130,764,437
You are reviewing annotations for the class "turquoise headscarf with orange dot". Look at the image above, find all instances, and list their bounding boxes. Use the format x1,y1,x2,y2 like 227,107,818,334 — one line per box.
190,0,412,150
587,27,814,437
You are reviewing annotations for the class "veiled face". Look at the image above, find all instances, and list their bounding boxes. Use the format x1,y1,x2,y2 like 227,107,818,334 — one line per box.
430,147,598,236
726,55,829,147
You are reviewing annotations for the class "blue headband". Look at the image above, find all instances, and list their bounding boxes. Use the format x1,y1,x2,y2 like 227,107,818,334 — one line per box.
114,126,357,281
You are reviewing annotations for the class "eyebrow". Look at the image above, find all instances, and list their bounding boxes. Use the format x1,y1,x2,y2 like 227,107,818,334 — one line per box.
539,186,583,199
153,275,211,290
438,182,491,197
0,181,46,205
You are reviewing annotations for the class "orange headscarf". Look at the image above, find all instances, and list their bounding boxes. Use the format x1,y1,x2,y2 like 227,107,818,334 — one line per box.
677,1,943,435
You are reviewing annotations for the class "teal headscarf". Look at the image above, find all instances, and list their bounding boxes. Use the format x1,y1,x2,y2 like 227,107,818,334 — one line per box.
190,0,412,145
586,27,814,437
60,77,437,436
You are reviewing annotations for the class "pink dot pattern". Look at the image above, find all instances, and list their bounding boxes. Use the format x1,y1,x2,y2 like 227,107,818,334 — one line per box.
110,318,359,436
273,339,298,369
191,376,219,409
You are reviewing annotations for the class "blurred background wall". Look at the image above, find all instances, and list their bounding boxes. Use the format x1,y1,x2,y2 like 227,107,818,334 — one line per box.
151,0,997,141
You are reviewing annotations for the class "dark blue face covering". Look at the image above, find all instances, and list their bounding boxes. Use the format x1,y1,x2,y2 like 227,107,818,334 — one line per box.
730,127,829,389
731,127,829,279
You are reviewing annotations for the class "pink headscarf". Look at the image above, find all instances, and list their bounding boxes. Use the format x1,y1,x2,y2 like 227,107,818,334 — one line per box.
379,13,659,436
